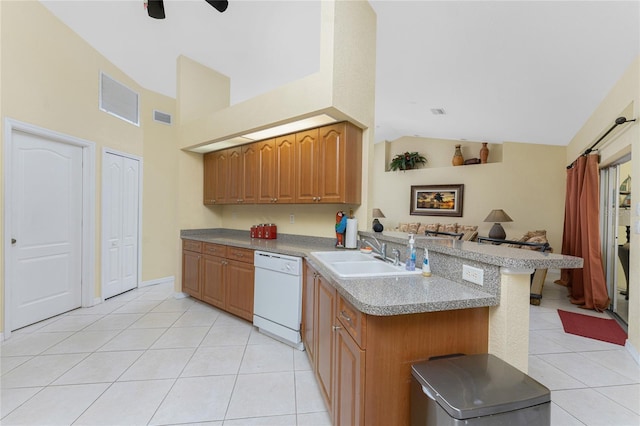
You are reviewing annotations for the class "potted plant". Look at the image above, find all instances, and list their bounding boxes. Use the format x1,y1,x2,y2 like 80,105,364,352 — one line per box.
389,151,427,171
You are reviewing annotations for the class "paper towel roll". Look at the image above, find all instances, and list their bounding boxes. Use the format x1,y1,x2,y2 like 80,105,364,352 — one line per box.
345,218,358,249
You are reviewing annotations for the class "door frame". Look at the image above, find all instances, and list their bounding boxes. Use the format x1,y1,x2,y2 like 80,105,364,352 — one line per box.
101,148,143,301
3,118,96,338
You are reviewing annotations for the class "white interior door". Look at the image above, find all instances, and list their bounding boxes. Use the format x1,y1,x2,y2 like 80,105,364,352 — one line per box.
102,152,140,299
9,130,83,330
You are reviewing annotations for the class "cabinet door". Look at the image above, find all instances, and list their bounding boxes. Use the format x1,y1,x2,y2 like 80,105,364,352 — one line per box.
227,147,243,203
315,275,336,411
275,134,296,203
203,152,216,205
182,250,202,299
302,264,317,363
202,255,225,309
225,259,255,322
334,327,365,426
295,128,319,203
317,123,346,204
242,144,258,204
257,139,276,203
213,150,228,204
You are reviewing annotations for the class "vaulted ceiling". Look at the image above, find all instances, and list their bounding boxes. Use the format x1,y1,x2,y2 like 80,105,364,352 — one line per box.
41,0,640,146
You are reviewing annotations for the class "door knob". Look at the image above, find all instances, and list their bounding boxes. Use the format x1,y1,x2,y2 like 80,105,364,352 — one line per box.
11,238,17,244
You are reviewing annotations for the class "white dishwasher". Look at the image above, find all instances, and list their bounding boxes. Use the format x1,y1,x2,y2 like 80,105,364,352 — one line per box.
253,251,304,350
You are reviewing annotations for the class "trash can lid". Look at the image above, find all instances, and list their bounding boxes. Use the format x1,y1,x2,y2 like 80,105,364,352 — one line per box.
411,354,550,420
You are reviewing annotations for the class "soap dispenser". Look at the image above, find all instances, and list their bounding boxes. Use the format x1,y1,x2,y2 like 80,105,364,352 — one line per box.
406,234,416,271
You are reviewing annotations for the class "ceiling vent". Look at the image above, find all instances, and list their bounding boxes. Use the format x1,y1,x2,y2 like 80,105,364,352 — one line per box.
153,110,173,125
430,108,446,115
99,72,139,126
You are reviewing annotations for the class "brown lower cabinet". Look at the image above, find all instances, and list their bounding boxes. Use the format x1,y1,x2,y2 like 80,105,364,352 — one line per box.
302,262,489,426
182,240,254,322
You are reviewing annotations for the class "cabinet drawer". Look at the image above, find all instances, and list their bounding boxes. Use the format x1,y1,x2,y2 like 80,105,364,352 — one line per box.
337,296,366,349
183,239,203,253
203,243,227,257
226,247,254,264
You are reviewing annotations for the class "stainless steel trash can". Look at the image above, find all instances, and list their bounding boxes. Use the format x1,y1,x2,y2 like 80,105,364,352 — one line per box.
411,354,550,426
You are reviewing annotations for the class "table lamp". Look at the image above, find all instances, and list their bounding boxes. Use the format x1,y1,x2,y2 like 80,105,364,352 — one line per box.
372,208,385,232
484,209,513,239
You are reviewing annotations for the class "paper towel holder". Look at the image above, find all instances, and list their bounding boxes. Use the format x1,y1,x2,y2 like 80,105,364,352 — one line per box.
372,208,385,232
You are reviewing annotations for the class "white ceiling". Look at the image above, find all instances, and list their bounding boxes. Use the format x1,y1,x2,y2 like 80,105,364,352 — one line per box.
41,0,640,146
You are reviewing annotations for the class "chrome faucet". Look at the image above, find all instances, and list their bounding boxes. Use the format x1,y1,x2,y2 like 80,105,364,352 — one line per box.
360,236,387,260
391,248,401,266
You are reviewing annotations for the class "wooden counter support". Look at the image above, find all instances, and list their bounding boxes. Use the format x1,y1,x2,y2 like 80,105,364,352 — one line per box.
489,268,534,373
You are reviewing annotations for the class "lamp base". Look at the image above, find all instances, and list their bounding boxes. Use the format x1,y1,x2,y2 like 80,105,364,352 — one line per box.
488,223,506,240
372,218,384,233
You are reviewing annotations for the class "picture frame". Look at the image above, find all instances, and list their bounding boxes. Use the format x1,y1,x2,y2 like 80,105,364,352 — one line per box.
410,184,464,217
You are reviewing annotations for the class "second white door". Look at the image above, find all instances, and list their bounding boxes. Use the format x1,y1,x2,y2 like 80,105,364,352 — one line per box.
103,152,140,299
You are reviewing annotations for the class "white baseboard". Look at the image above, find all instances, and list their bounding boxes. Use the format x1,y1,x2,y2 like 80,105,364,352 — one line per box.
141,276,174,288
174,292,190,299
626,340,639,365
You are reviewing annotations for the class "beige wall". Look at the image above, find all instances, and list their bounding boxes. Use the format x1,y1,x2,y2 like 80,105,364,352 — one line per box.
372,137,567,251
566,55,639,358
0,2,180,332
176,0,377,241
141,92,179,282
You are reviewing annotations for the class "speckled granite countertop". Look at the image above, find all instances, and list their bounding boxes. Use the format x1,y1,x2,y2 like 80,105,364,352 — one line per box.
359,231,584,270
181,228,582,316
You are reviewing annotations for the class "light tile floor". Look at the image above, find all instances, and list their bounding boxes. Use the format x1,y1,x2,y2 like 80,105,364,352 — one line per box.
0,271,638,425
529,271,639,426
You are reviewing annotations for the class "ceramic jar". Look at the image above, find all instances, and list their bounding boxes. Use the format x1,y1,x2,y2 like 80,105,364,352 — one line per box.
480,142,489,164
452,144,464,166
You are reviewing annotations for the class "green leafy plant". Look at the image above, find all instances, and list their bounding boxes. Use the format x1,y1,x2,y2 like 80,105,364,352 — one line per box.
389,151,427,171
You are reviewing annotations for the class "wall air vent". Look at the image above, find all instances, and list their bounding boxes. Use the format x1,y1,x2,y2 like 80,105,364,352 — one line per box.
99,72,139,126
153,110,173,125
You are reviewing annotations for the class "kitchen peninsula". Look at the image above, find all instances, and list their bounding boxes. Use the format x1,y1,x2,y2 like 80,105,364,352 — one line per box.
181,228,582,426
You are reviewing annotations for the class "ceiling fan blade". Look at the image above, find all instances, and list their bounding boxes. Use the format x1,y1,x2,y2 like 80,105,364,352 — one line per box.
147,0,166,19
205,0,229,13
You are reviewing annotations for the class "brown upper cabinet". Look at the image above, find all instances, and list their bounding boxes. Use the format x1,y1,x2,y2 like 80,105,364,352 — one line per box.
203,122,362,205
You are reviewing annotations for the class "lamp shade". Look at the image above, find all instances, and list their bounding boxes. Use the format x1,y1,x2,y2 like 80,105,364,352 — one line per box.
372,208,386,218
483,209,513,223
484,209,513,239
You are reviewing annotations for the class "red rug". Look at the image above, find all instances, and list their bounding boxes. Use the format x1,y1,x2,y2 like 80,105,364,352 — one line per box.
557,309,627,346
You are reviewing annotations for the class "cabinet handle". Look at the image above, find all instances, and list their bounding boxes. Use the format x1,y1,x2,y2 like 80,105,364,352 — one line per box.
234,252,244,257
312,197,317,201
340,310,353,326
332,325,342,332
316,196,321,202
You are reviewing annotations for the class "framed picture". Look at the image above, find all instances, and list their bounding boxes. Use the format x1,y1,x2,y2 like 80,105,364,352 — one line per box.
410,184,464,217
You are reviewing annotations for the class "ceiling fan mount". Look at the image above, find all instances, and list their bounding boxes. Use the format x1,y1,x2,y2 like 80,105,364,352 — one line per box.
147,0,228,20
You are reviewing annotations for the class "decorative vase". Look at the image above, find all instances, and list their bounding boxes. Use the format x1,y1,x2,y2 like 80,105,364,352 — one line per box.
480,142,489,164
372,218,384,232
452,145,464,166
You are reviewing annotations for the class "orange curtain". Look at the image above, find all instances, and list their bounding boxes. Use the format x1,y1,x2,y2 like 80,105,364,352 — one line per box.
556,154,610,311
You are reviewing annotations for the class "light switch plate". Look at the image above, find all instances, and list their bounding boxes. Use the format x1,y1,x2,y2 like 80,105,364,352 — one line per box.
636,202,640,216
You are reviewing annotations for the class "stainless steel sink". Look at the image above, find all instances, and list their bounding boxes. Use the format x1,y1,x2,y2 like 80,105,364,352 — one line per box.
310,251,422,278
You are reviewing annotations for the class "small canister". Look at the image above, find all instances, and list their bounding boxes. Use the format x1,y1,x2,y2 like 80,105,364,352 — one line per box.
256,224,264,239
264,223,277,239
269,224,277,239
250,225,257,239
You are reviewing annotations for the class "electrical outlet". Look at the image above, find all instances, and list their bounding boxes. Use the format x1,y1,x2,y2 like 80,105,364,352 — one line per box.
290,214,295,224
462,265,484,285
